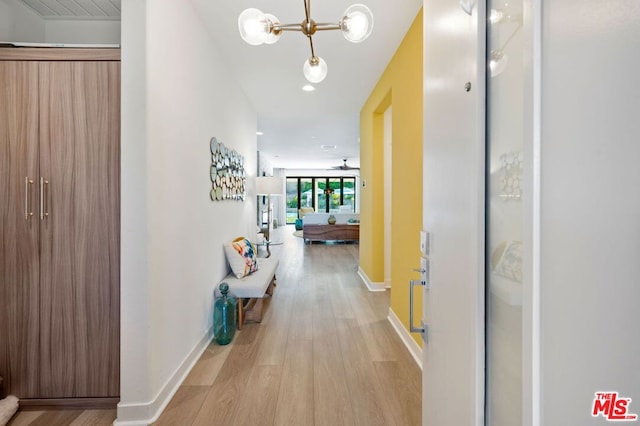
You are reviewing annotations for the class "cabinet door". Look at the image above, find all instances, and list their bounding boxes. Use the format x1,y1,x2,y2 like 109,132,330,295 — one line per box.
38,61,120,398
0,61,41,398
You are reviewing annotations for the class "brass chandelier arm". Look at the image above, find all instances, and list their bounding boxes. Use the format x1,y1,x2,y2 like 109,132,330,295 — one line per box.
304,0,311,22
308,34,316,59
275,23,305,31
274,22,341,32
313,23,342,31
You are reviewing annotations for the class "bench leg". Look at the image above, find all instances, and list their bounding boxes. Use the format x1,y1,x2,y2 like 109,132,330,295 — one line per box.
237,299,245,330
265,274,276,296
233,274,277,329
244,298,264,323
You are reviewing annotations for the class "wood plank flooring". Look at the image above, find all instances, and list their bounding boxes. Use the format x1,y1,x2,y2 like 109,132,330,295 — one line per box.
7,225,421,425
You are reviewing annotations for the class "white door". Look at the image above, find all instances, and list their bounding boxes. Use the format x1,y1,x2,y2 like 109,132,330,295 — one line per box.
422,0,486,425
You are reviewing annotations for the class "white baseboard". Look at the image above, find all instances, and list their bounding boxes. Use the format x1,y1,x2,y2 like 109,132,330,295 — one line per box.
114,327,214,426
387,308,423,370
357,266,386,292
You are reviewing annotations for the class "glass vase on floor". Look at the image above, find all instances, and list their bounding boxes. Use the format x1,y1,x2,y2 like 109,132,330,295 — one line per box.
214,282,237,345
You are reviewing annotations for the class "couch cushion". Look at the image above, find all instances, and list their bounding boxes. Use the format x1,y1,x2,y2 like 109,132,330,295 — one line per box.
302,213,359,225
299,207,315,218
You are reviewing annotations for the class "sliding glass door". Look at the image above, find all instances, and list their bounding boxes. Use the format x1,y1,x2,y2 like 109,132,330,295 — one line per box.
285,176,357,223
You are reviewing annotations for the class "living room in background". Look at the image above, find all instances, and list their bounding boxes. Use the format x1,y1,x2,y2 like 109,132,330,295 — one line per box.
286,176,357,224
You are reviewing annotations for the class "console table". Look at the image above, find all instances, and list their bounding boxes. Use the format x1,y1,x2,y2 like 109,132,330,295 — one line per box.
303,224,359,243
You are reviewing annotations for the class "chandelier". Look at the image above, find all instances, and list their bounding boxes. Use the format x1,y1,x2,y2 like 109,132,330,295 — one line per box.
238,1,374,83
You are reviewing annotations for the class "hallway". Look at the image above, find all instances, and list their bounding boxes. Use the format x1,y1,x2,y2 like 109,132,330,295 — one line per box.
8,226,421,425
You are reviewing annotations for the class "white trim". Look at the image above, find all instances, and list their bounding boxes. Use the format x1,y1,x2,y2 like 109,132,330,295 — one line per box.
383,106,393,294
0,42,121,47
114,327,214,426
522,0,542,424
474,2,487,425
388,308,423,369
530,0,542,423
357,266,386,292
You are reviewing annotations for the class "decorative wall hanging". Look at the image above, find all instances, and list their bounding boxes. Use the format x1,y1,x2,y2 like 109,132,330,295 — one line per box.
210,137,246,201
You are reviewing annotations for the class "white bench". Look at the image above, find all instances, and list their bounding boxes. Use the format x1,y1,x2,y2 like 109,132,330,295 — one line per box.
216,257,278,329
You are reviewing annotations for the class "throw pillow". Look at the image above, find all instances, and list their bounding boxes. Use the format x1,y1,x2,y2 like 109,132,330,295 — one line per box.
224,237,259,278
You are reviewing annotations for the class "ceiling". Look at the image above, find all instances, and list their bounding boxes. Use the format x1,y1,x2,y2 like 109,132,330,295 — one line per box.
18,0,120,18
191,0,422,170
15,0,422,170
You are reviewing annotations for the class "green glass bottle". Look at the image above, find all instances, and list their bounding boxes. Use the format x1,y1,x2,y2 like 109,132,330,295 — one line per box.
214,282,236,345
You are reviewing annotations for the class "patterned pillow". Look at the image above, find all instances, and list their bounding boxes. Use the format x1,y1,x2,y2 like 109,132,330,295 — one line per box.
224,237,259,278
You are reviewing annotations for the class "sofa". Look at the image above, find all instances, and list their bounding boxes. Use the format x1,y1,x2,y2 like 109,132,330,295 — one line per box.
295,207,315,230
302,213,360,243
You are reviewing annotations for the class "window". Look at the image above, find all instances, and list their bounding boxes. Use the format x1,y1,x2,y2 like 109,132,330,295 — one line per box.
285,176,357,223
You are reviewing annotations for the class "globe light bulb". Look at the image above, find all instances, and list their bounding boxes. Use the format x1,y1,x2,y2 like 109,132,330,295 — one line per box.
340,4,374,43
238,8,268,45
303,56,328,83
264,14,282,44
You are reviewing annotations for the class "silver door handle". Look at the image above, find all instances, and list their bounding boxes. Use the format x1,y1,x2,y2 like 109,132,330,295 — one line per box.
40,177,49,220
409,279,428,340
25,177,34,220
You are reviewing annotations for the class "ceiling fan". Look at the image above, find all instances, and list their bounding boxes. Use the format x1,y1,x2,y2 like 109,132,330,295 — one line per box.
332,159,360,170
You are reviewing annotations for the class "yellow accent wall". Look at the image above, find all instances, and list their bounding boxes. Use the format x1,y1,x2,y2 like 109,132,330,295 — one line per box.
360,10,423,347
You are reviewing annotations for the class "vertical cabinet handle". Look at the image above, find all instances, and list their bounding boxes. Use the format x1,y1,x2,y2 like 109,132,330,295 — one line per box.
24,177,34,220
40,177,49,220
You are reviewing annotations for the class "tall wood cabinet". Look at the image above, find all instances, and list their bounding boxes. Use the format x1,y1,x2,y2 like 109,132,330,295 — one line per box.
0,48,120,405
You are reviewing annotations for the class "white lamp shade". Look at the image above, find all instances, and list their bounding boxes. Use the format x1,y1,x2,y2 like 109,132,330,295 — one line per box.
303,56,328,83
256,176,284,195
238,8,269,45
341,4,374,43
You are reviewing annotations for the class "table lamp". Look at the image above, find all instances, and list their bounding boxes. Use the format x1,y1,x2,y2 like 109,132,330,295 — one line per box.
256,176,284,242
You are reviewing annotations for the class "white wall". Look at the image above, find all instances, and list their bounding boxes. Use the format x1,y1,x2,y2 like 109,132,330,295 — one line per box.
540,0,640,423
0,1,11,39
45,20,120,44
0,0,119,44
119,0,257,423
0,0,44,41
284,169,361,179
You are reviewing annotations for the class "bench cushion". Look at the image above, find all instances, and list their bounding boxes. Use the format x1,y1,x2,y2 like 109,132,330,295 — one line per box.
217,257,279,299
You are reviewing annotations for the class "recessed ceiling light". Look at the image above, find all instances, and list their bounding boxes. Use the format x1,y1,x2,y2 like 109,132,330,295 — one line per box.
302,85,315,92
320,144,337,150
256,131,264,135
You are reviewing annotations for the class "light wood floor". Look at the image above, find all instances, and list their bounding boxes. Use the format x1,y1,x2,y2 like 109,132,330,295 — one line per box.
8,225,421,426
